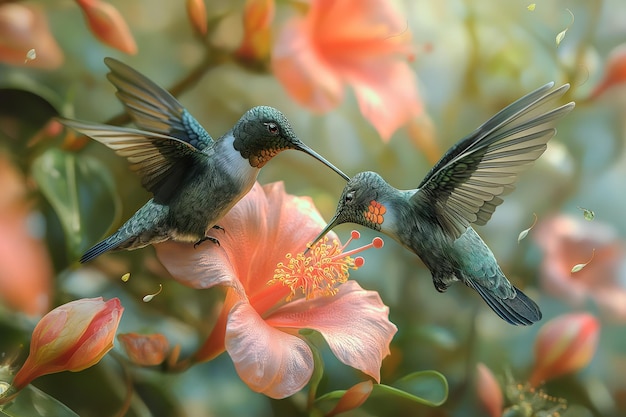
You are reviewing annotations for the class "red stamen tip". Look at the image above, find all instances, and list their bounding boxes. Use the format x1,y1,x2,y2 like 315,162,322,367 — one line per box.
351,230,361,240
354,257,365,268
372,237,384,249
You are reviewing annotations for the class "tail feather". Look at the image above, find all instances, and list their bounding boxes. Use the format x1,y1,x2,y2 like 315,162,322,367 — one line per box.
467,279,542,325
80,235,128,263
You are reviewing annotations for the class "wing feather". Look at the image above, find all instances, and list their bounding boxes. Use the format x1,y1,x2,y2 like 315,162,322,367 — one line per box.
412,83,575,238
61,119,205,202
104,57,214,150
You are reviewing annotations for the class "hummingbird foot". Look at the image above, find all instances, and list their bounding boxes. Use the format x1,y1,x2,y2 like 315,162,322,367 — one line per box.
212,225,225,233
194,236,220,248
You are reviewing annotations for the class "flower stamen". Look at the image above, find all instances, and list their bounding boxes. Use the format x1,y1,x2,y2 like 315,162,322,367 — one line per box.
268,231,384,302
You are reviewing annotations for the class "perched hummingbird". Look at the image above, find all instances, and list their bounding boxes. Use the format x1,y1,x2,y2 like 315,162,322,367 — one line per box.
309,82,575,325
62,58,349,263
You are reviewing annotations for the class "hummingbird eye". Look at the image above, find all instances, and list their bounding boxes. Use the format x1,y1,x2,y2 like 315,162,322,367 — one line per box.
264,122,280,136
345,191,355,204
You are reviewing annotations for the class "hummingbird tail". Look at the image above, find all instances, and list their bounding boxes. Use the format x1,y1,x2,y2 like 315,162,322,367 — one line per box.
467,280,542,325
80,236,127,263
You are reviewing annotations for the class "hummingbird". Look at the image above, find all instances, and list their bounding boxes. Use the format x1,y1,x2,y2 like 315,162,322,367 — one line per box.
62,58,349,263
308,82,575,325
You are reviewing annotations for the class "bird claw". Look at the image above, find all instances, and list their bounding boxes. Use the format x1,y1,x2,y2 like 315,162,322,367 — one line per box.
212,225,225,233
194,236,220,248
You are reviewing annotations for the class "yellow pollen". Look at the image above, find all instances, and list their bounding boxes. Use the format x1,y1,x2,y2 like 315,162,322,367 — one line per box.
268,231,384,302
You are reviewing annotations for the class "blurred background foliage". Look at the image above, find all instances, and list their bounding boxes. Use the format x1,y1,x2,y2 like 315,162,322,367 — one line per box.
1,0,626,416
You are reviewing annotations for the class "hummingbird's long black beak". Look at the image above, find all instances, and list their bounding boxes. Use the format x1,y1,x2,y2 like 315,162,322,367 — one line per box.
304,213,342,254
295,143,350,181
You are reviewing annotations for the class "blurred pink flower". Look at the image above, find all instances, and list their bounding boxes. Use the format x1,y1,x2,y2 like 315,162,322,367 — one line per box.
0,157,52,316
529,313,599,386
118,333,169,366
475,363,503,417
13,297,123,390
0,3,63,69
156,182,395,399
534,215,626,321
75,0,137,55
590,43,626,99
236,0,275,62
271,0,422,141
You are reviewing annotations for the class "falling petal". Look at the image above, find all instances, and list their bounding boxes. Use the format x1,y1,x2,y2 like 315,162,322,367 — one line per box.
24,48,36,62
143,283,162,302
121,272,130,282
571,249,595,273
517,213,538,244
556,9,574,47
577,206,595,221
527,3,536,11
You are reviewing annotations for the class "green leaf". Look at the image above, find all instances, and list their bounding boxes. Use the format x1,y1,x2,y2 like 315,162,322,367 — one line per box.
31,148,121,261
0,384,79,417
384,370,448,407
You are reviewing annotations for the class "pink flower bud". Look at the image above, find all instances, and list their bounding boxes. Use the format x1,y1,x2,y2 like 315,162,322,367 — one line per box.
118,333,169,366
236,0,275,62
475,363,503,417
75,0,137,55
529,313,599,386
186,0,208,36
12,297,123,389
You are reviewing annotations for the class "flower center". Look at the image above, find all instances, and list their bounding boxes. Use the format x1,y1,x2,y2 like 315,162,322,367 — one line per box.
268,231,384,301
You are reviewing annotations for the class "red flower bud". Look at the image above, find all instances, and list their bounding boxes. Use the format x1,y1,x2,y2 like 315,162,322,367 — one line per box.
12,297,123,389
186,0,208,36
75,0,137,55
529,313,599,386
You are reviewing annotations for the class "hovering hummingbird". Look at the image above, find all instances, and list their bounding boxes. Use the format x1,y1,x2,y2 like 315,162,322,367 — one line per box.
308,82,575,325
62,58,349,263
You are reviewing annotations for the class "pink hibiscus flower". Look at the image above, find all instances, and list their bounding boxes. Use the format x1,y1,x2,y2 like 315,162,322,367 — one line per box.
271,0,422,141
534,215,626,321
156,182,396,399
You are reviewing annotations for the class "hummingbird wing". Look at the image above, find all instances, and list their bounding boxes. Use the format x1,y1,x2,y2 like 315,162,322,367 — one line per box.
61,120,205,202
104,57,214,150
413,82,574,239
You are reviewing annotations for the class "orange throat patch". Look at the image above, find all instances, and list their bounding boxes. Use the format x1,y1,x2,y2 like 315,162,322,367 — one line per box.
364,200,386,225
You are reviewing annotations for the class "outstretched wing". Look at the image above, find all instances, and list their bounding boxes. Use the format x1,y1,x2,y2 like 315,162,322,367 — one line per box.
62,119,206,202
104,57,214,150
412,83,575,239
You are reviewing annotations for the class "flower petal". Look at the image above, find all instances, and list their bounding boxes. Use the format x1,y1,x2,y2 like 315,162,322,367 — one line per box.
266,280,396,382
272,18,344,112
347,61,421,141
155,239,240,290
225,300,314,399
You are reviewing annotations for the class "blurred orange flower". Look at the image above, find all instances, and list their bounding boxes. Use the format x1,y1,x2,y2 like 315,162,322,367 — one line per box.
12,297,123,390
0,3,63,69
272,0,422,141
0,157,52,316
156,182,395,399
534,215,626,321
529,313,599,386
118,333,169,366
590,43,626,99
75,0,137,55
236,0,275,62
